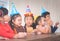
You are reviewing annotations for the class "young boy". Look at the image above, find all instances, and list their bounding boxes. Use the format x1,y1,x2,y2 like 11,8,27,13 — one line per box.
41,11,59,33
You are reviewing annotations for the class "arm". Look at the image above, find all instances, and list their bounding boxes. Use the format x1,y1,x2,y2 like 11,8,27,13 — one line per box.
0,29,14,38
0,23,15,38
51,22,59,33
51,26,58,33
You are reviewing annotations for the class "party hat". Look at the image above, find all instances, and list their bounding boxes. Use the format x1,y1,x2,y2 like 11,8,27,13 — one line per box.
10,3,19,16
41,7,47,14
0,6,3,8
26,5,31,12
24,5,33,16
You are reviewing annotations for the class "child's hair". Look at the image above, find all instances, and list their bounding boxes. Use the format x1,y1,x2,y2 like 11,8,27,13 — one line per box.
24,16,34,20
9,14,21,30
0,10,3,17
41,12,50,18
0,7,8,17
24,13,34,20
11,14,21,21
35,16,42,25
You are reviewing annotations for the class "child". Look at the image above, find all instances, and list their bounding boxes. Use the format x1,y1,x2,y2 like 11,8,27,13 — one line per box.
0,7,10,23
9,3,27,38
35,16,51,34
9,14,26,34
24,5,36,34
24,13,35,34
0,7,15,39
41,12,59,33
0,7,26,39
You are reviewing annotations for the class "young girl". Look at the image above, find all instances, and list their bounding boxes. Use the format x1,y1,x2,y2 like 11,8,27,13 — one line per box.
9,14,26,34
24,5,36,34
35,16,51,34
0,7,26,39
24,13,35,34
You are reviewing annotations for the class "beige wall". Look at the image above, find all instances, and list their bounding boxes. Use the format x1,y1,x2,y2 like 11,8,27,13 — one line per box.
9,0,60,32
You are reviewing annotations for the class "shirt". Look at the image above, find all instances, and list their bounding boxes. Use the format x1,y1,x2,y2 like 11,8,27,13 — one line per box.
0,22,15,38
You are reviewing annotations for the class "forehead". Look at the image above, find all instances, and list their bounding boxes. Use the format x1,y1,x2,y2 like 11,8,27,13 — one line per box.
46,15,50,16
25,16,33,19
15,16,22,19
41,17,45,20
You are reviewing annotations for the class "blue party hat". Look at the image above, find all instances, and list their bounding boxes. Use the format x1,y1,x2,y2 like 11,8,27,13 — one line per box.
10,3,19,16
26,5,31,13
41,7,47,14
0,6,3,8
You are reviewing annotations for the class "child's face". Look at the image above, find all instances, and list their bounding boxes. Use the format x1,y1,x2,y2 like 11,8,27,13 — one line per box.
3,15,10,22
0,17,4,22
38,17,45,25
45,15,50,21
12,16,22,27
25,16,33,26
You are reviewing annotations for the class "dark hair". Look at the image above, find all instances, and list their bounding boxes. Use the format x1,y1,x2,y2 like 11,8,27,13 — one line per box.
0,7,8,17
41,12,50,18
0,10,3,17
9,14,21,30
11,14,21,21
35,16,42,25
24,16,36,29
31,23,36,29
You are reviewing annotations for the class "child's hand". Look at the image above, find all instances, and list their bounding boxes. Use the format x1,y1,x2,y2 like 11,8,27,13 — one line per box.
4,38,9,40
55,22,59,27
37,32,41,35
14,32,27,38
18,32,27,38
47,19,53,26
0,36,9,40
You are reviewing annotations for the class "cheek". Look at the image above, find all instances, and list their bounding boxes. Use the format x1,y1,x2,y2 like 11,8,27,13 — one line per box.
4,17,10,20
18,20,22,24
14,20,21,26
4,16,10,22
13,21,17,25
25,19,33,25
29,20,33,24
46,17,50,20
0,18,3,21
15,17,22,26
47,17,49,19
30,20,33,23
25,19,29,23
38,21,41,25
39,20,44,25
25,20,29,24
